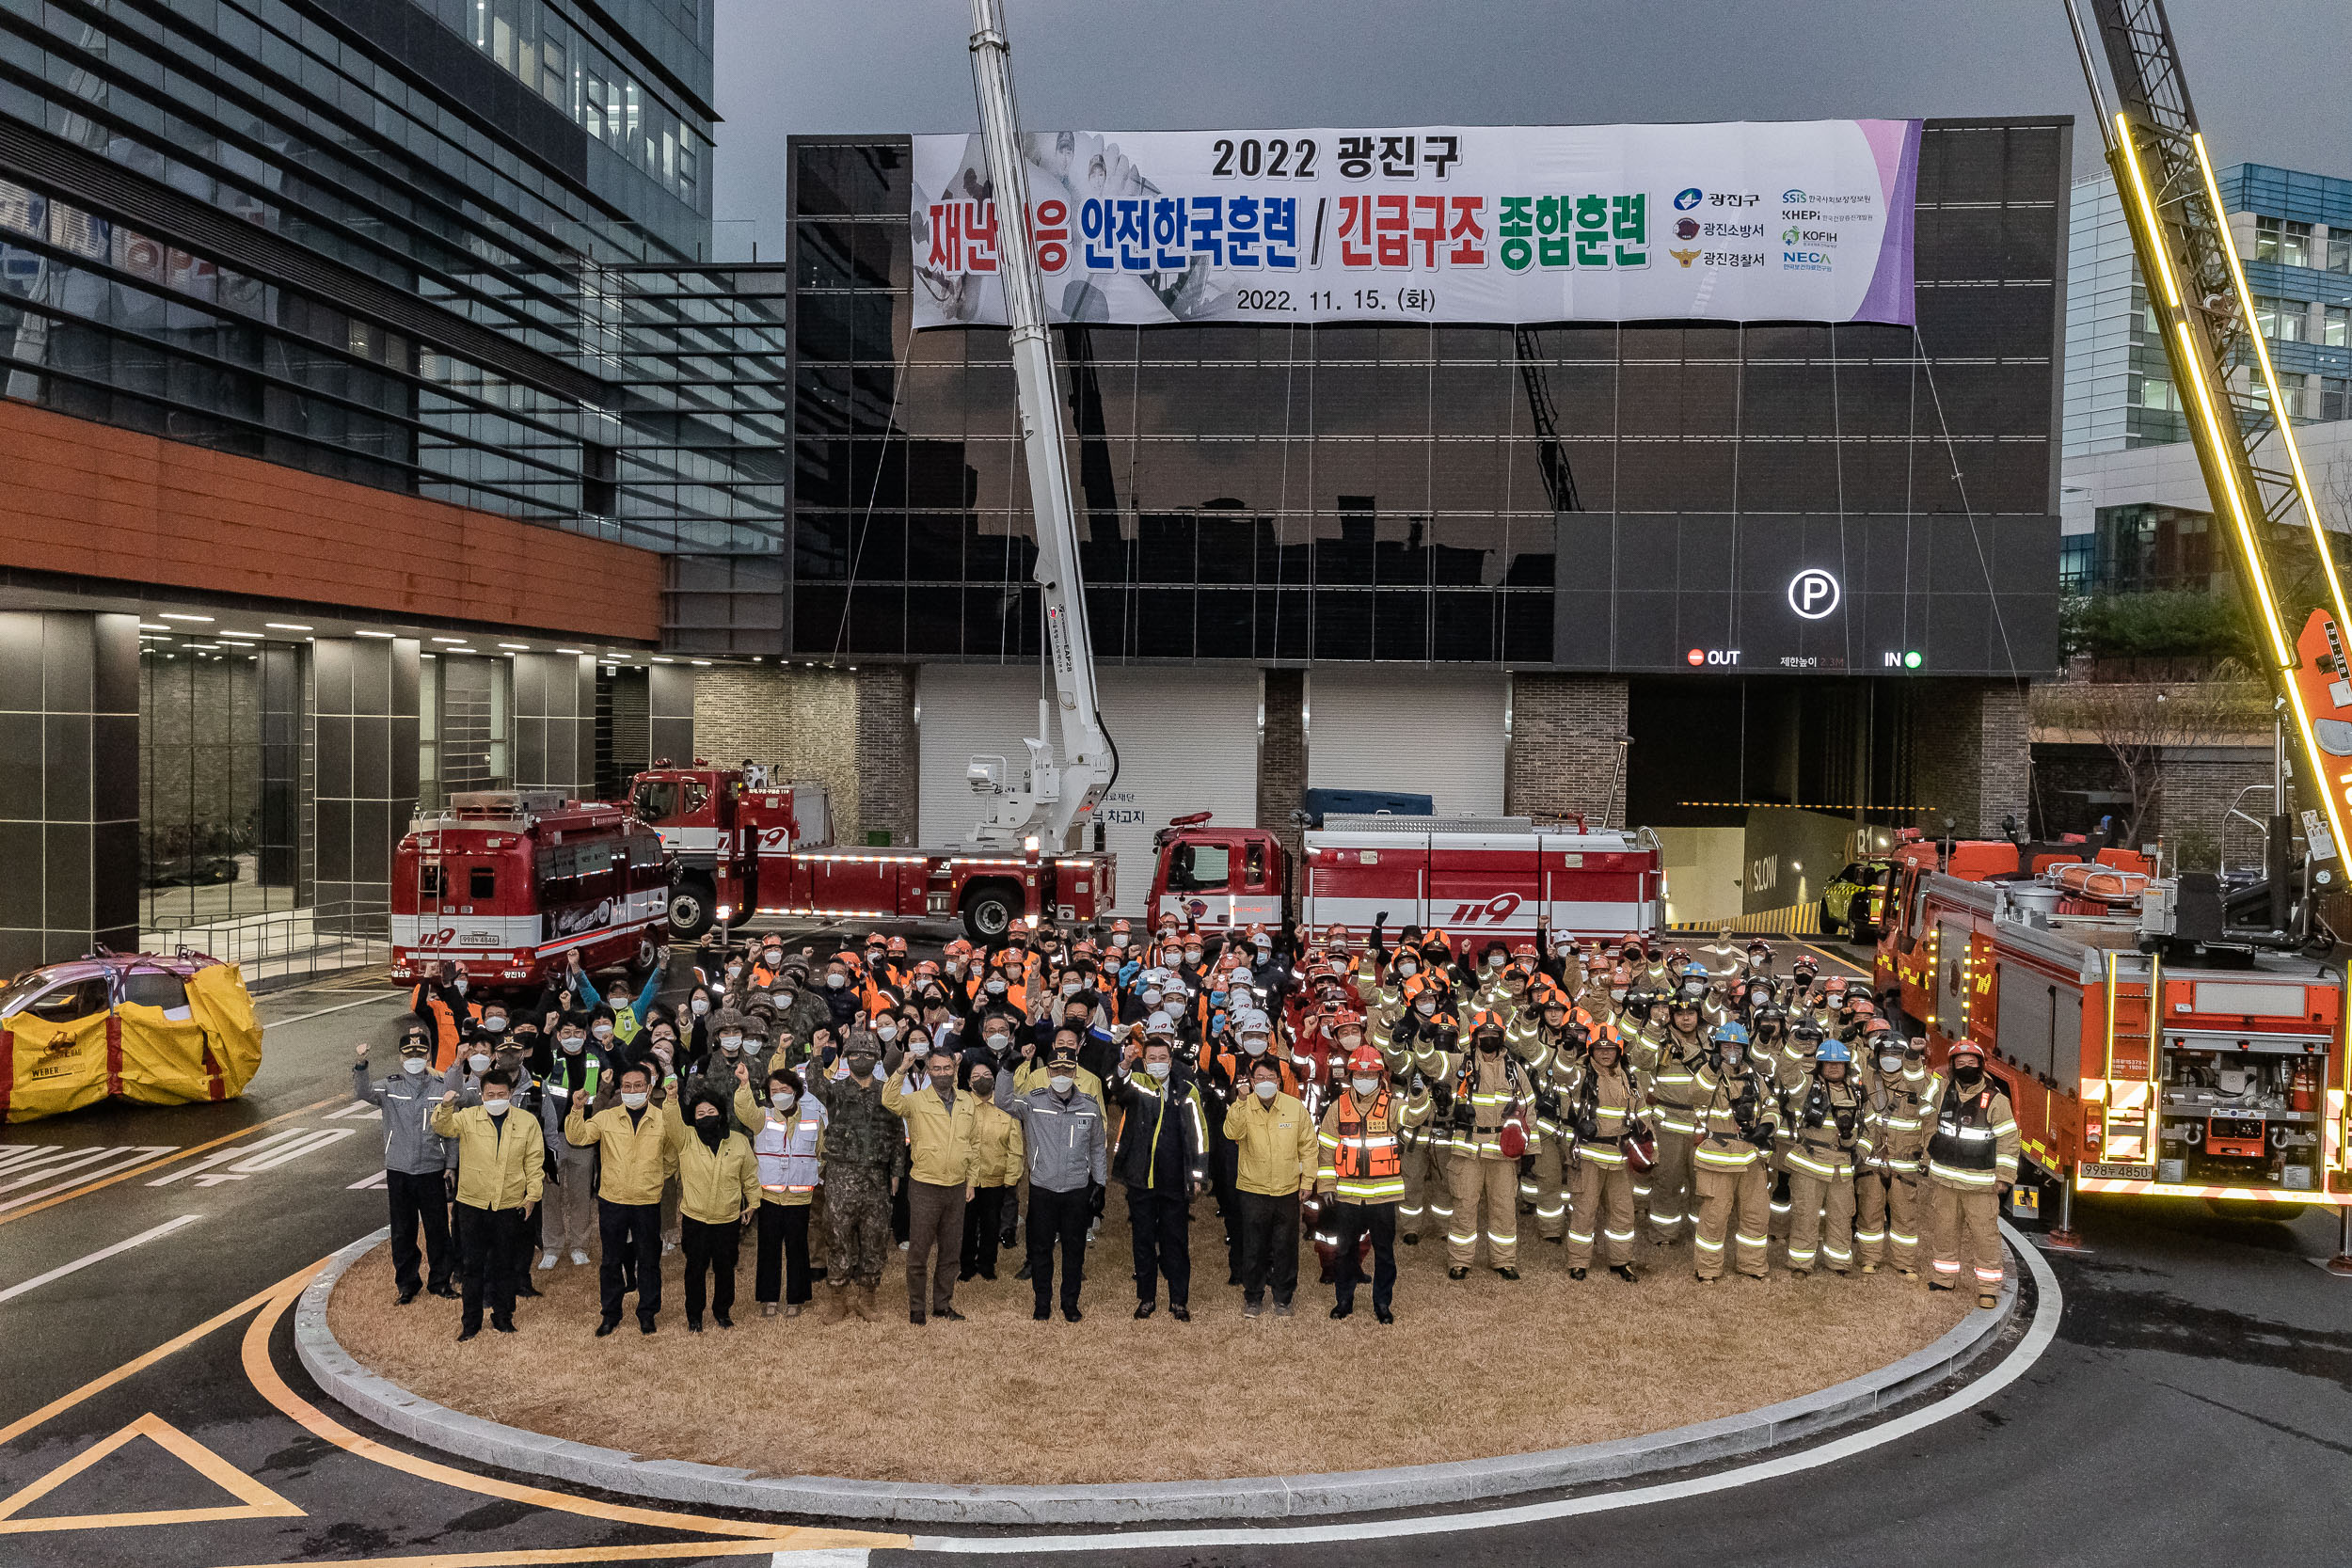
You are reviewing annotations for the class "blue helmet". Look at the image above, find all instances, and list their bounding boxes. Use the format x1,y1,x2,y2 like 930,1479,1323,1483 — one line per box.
1815,1039,1852,1064
1710,1021,1749,1045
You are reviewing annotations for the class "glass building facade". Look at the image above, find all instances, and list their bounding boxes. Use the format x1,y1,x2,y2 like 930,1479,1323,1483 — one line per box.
783,119,2066,677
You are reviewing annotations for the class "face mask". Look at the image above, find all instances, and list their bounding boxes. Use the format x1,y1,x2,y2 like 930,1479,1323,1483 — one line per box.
592,1022,614,1041
726,963,742,979
1477,1037,1501,1054
1184,948,1202,964
764,949,782,964
1146,1059,1171,1081
1879,1053,1904,1074
452,975,469,994
1243,1037,1267,1057
1954,1063,1983,1085
866,949,884,965
1253,1080,1278,1101
1487,955,1505,970
1351,1074,1380,1095
1142,989,1163,1007
481,1016,505,1034
690,995,709,1016
847,1055,878,1078
483,1097,510,1117
986,977,1007,995
1049,1073,1074,1094
1111,934,1129,948
620,1090,648,1110
983,1032,1009,1052
695,1110,719,1128
468,1052,491,1073
402,1055,427,1075
877,1022,899,1042
1416,999,1437,1017
560,1035,583,1054
968,1075,993,1097
827,973,846,990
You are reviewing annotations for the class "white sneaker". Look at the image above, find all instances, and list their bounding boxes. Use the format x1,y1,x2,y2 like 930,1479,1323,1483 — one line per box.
569,1249,590,1266
537,1250,558,1271
898,1240,910,1251
663,1238,676,1255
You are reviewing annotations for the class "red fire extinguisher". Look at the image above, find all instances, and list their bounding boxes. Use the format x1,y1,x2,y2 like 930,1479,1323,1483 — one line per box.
2290,1063,2317,1113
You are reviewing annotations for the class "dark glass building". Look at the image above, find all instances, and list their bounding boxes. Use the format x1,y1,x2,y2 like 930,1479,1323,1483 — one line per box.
781,119,2065,677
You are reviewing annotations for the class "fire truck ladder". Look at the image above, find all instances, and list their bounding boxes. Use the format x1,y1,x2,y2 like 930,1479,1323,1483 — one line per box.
1513,326,1581,515
2068,0,2352,917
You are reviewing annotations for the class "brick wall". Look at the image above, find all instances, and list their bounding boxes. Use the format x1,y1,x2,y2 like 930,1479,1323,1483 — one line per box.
691,666,864,839
1909,680,2030,838
0,398,661,642
1258,669,1305,860
1505,673,1629,823
855,665,919,847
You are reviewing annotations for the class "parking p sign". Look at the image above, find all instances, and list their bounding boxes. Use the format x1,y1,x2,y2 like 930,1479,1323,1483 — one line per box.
1788,568,1841,620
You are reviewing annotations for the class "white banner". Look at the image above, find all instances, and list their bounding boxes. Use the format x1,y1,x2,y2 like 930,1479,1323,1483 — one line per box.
911,120,1919,330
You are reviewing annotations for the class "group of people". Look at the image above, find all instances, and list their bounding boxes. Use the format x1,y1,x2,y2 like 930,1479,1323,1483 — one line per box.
359,915,2019,1339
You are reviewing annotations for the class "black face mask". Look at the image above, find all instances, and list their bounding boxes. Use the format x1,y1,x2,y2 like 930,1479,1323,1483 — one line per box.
694,1114,725,1148
1477,1038,1502,1054
1953,1064,1984,1086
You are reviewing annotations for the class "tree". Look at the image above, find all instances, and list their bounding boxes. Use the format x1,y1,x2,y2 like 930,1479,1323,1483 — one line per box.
2059,589,2253,665
2031,675,2269,845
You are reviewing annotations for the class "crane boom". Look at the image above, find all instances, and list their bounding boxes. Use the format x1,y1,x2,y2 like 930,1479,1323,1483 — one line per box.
2067,0,2352,920
962,0,1117,851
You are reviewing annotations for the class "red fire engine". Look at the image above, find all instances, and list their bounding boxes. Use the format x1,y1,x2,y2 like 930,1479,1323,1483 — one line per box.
1878,842,2349,1220
389,791,668,987
1146,812,1664,942
628,761,1111,943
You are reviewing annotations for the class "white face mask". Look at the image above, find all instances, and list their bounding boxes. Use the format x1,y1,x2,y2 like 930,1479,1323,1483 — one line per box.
1351,1074,1379,1095
691,995,709,1015
986,977,1007,994
481,1016,505,1033
720,1034,744,1053
402,1055,427,1075
1253,1079,1278,1101
1611,989,1628,1002
1488,954,1505,969
764,949,782,964
726,963,742,978
1184,948,1202,964
1111,933,1129,947
620,1090,649,1110
1142,989,1163,1006
1416,999,1437,1017
946,959,963,974
468,1052,491,1073
1145,1059,1171,1081
483,1097,510,1117
1049,1073,1074,1094
827,973,846,990
560,1035,583,1053
592,1023,614,1041
1243,1037,1267,1056
983,1033,1009,1052
452,975,468,994
1397,959,1418,977
876,1023,898,1042
771,1090,796,1112
1879,1053,1904,1074
1061,978,1082,996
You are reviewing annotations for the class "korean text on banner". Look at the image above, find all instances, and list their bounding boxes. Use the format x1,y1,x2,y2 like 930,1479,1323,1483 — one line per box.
912,120,1920,330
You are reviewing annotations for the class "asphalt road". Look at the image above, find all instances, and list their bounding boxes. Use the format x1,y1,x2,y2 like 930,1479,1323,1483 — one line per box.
0,940,2345,1568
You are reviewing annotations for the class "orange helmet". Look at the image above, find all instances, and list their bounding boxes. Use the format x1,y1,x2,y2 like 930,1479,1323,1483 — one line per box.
1421,929,1454,955
1111,917,1132,933
1345,1043,1384,1075
887,935,909,956
1331,1008,1368,1039
944,938,972,958
1469,1006,1505,1035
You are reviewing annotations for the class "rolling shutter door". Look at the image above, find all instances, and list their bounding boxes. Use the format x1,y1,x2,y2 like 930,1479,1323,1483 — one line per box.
916,665,1261,915
1305,669,1505,816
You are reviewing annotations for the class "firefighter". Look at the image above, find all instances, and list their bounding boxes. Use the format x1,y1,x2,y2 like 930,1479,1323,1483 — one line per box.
1644,997,1710,1243
1781,1038,1864,1276
1924,1039,2019,1307
1393,983,1460,1246
1433,1010,1534,1280
1513,987,1575,1245
1692,1022,1780,1282
1315,1043,1429,1322
1855,1023,1931,1276
1562,1024,1644,1282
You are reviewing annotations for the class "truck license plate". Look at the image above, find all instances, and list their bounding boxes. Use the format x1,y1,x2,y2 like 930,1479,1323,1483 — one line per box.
2081,1162,2155,1181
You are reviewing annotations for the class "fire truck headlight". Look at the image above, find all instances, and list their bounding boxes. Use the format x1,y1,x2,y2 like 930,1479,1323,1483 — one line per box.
1024,913,1039,928
1023,835,1041,853
717,905,733,921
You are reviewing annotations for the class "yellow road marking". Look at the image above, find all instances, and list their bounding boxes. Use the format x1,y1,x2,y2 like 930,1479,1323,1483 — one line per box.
202,1542,791,1568
0,1411,303,1534
239,1269,905,1552
0,1094,342,1228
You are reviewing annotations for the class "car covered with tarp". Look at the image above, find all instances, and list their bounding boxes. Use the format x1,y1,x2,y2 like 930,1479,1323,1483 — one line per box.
0,952,262,1122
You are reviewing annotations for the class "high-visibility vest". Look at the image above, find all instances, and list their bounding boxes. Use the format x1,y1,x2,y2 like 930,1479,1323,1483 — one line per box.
1329,1091,1404,1202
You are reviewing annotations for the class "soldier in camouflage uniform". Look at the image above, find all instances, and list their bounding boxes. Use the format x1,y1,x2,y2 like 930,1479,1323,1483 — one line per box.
805,1025,905,1321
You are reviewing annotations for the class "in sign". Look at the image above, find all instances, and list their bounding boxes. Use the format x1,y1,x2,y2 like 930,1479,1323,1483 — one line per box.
1788,568,1841,620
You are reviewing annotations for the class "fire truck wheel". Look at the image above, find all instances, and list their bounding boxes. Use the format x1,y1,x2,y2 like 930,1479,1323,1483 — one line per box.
668,876,716,941
2204,1196,2304,1222
1819,899,1841,936
962,884,1019,943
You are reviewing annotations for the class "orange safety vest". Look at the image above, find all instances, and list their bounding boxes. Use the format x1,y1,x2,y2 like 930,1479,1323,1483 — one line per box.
1332,1091,1404,1196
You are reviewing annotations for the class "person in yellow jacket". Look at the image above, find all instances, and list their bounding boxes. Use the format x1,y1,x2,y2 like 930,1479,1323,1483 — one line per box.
565,1063,679,1336
1225,1055,1318,1318
1923,1039,2020,1307
431,1069,545,1341
882,1041,981,1324
960,1060,1024,1284
662,1081,760,1331
1691,1022,1781,1282
1561,1028,1645,1283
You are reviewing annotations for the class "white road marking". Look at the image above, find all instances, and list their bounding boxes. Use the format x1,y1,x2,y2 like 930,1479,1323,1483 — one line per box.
146,1126,358,1187
772,1553,869,1567
262,992,407,1028
0,1146,180,1214
0,1213,203,1305
324,1102,384,1121
347,1170,389,1190
912,1223,2062,1552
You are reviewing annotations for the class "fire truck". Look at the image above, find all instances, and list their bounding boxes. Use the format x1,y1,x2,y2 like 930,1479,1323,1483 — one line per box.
1147,812,1663,942
628,760,1111,944
1878,841,2348,1221
389,791,669,988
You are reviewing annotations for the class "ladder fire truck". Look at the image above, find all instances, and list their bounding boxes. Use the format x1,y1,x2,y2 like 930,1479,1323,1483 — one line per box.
1870,2,2352,1246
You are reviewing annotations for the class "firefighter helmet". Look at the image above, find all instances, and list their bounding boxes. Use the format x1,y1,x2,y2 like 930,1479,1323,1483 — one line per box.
1862,1016,1895,1037
1345,1043,1384,1074
1816,1039,1853,1064
1710,1021,1750,1045
1331,1007,1367,1037
887,935,909,956
1947,1038,1986,1065
1144,1012,1179,1040
1469,1007,1505,1035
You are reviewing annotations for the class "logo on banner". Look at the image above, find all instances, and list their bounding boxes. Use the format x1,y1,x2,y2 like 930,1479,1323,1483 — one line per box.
1675,217,1701,240
1674,187,1704,210
1788,569,1842,620
1670,248,1700,268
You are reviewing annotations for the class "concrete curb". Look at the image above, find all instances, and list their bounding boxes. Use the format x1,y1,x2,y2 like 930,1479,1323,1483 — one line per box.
297,1227,2018,1526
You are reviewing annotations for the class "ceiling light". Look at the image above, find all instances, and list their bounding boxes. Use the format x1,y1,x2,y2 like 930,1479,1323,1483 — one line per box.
431,637,466,644
650,657,674,663
355,630,395,639
265,623,313,631
499,642,529,650
449,647,478,655
160,612,213,623
139,623,170,631
556,647,586,655
690,659,712,666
